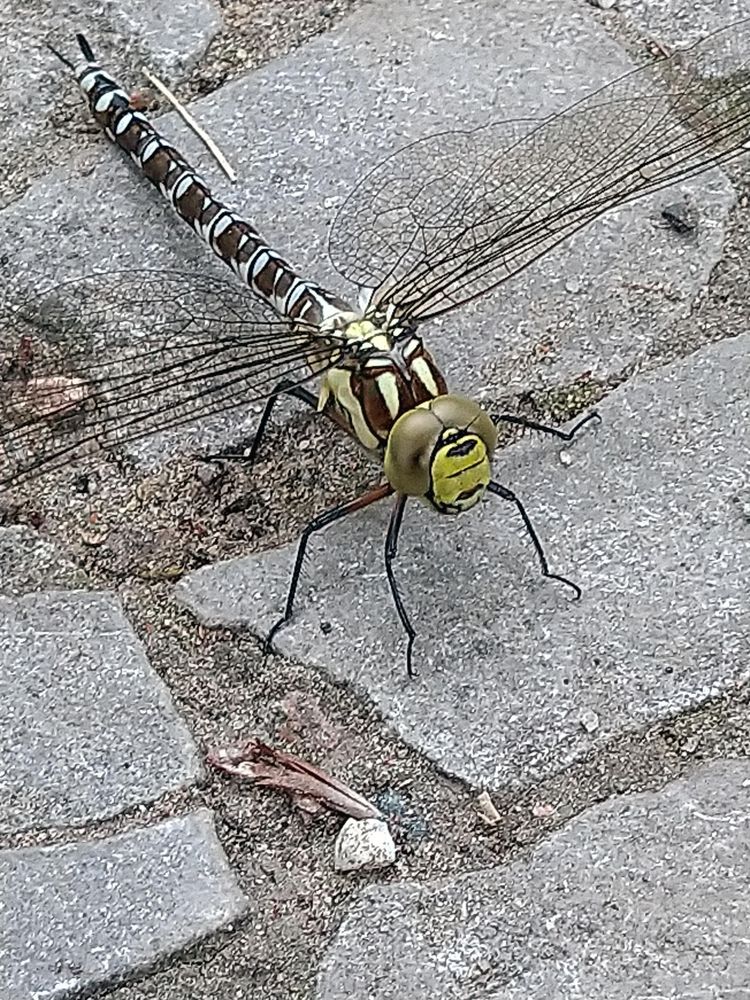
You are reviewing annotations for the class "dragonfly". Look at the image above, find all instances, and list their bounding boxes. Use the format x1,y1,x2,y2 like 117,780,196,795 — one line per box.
1,24,749,675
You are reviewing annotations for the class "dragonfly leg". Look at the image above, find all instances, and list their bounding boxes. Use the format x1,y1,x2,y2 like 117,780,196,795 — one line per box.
264,482,394,655
492,410,600,441
208,380,318,465
384,494,417,678
245,381,319,467
487,481,581,599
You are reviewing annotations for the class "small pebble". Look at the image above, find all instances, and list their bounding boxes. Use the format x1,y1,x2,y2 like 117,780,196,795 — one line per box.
588,0,618,8
476,790,501,826
79,526,109,547
372,788,429,840
531,802,557,819
334,818,396,872
580,709,600,733
195,461,224,488
661,200,698,235
682,735,700,755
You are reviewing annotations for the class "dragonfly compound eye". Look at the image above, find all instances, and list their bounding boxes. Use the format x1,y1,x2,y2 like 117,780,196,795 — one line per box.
383,394,496,513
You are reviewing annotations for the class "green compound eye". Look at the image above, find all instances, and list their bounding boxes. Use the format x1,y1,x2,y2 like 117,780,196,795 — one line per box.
383,394,497,508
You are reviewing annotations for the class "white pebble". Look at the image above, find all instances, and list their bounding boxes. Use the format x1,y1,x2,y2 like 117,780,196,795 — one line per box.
476,790,501,826
334,818,396,872
579,709,600,733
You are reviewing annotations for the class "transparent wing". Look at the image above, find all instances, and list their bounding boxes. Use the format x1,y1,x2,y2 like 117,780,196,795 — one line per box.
0,270,338,485
329,18,750,321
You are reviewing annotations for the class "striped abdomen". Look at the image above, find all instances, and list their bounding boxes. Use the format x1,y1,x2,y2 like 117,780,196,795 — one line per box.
72,51,350,328
65,40,453,461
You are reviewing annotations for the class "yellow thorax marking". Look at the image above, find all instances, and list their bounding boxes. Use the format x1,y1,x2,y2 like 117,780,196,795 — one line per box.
344,318,389,352
411,356,440,397
316,315,402,451
317,368,381,451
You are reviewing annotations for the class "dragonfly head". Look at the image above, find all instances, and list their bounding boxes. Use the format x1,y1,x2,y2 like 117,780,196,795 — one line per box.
384,394,497,515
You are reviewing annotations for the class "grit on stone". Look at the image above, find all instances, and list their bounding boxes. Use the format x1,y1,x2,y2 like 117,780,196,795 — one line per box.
0,811,247,1000
317,759,750,999
616,0,750,45
0,525,89,596
0,591,202,832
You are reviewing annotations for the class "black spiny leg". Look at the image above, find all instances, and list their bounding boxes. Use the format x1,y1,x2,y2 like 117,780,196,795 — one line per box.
384,494,417,678
265,482,394,654
209,379,319,466
487,481,581,599
493,410,600,441
245,381,319,466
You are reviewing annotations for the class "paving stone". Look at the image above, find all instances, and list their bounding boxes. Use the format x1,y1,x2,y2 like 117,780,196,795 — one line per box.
178,335,750,787
0,0,219,207
0,0,734,461
0,590,202,833
0,525,89,597
0,809,247,1000
617,0,750,47
316,759,750,999
106,0,221,79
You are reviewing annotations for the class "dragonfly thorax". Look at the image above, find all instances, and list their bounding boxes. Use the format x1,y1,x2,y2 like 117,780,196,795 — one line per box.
317,314,448,453
384,394,498,515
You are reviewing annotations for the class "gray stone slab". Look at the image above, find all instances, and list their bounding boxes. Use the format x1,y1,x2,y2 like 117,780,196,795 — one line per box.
178,335,750,787
317,759,750,999
0,590,202,833
0,525,89,597
617,0,750,47
106,0,221,80
0,0,735,458
0,809,247,1000
0,0,219,207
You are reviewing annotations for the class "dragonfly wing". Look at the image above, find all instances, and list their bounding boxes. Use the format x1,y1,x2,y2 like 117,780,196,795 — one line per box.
328,19,750,322
0,270,336,485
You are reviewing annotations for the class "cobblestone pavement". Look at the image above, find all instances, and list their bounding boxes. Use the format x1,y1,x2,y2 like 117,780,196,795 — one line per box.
1,1,749,998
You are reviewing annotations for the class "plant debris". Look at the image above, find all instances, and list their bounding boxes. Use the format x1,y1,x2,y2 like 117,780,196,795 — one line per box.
208,738,381,820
